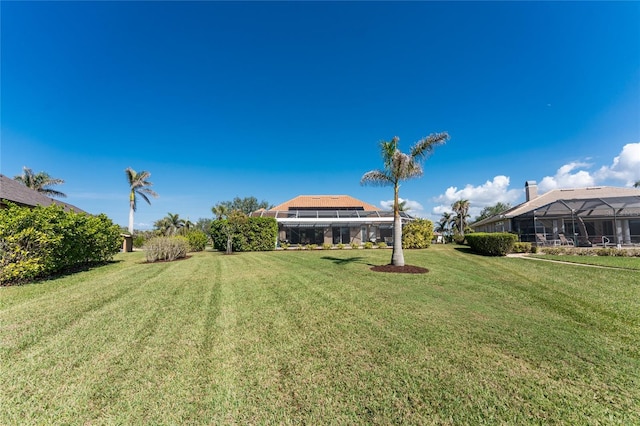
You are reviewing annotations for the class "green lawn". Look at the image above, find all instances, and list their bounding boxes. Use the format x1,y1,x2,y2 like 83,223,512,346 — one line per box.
2,246,639,424
533,254,640,270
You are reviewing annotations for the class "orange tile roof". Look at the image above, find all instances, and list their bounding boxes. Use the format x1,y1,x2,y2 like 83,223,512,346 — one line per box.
270,195,381,211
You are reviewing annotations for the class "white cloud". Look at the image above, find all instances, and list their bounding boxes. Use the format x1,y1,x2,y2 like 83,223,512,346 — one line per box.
537,143,640,191
595,142,640,186
538,161,596,193
431,176,521,219
380,198,425,217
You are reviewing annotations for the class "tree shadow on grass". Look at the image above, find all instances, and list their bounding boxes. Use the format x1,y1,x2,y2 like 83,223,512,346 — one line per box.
3,260,123,287
320,256,373,266
454,246,475,255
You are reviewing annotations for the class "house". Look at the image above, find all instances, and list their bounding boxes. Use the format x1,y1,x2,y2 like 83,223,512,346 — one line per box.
472,181,640,247
249,195,413,246
0,174,85,213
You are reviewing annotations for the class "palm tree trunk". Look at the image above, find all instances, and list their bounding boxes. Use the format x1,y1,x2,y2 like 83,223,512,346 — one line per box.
128,203,135,234
226,234,233,254
391,182,405,266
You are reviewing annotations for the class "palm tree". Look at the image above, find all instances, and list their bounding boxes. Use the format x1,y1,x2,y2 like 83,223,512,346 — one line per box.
437,211,454,240
126,167,158,234
155,212,185,236
14,167,67,198
212,204,229,220
361,133,449,266
635,181,640,188
452,199,471,237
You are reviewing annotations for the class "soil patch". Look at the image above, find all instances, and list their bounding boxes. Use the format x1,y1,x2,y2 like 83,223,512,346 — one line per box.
143,255,192,264
370,264,429,274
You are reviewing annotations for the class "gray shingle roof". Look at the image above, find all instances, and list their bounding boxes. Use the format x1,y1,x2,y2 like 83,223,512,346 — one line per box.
473,186,640,228
0,174,86,213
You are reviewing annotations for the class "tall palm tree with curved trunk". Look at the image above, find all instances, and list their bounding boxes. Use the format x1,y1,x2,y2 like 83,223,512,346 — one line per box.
126,167,158,234
361,133,449,266
14,167,67,198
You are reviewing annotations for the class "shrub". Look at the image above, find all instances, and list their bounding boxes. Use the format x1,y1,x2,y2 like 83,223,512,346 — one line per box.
466,233,517,256
279,242,289,250
377,242,388,249
0,203,122,285
132,230,156,248
511,242,533,254
402,219,434,249
322,243,332,250
306,244,318,250
185,230,208,252
337,243,345,249
210,217,277,252
351,242,360,249
363,242,374,249
133,234,146,248
144,236,189,262
453,233,466,245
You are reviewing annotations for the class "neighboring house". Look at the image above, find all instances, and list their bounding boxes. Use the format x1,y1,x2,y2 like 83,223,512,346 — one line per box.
472,181,640,247
0,174,85,213
250,195,413,246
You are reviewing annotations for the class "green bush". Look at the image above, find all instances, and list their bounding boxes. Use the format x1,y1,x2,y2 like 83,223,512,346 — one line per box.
144,236,189,262
210,217,277,252
466,233,517,256
0,203,122,285
377,242,388,249
511,242,533,254
402,219,434,249
453,233,466,245
279,242,289,250
337,243,345,249
132,230,156,248
322,243,332,250
185,230,208,252
351,242,359,249
363,242,374,249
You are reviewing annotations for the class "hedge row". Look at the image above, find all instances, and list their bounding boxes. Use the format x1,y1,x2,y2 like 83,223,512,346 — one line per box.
540,247,640,257
466,232,518,256
0,203,122,285
210,217,277,252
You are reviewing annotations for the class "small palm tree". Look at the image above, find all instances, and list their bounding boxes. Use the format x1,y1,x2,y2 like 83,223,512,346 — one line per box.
437,211,454,239
155,212,185,236
14,167,66,198
452,199,471,237
635,181,639,188
361,133,449,266
212,204,229,220
126,167,158,234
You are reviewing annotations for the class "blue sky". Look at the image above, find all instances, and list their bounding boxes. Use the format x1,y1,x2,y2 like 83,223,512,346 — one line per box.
2,1,639,229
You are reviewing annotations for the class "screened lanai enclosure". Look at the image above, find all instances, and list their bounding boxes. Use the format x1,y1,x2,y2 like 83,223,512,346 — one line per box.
513,196,640,247
250,209,414,246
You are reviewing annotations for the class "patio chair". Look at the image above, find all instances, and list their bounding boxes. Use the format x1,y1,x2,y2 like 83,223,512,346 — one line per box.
535,233,549,246
558,233,574,246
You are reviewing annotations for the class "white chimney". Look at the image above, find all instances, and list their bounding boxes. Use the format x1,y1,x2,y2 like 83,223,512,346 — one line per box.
525,181,538,201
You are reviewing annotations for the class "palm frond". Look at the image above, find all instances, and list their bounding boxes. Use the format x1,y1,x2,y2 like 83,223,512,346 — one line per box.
410,132,450,160
360,170,393,186
137,192,152,206
40,189,67,198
